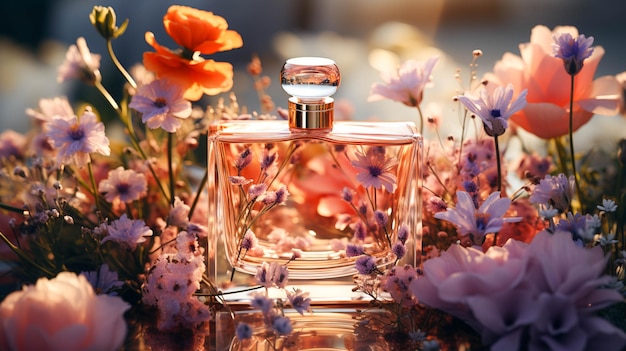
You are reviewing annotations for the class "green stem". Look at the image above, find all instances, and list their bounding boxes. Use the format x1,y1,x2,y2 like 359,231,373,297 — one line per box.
494,135,502,193
94,81,120,113
567,74,584,213
168,133,175,207
416,104,424,136
188,168,208,220
0,231,56,277
87,162,101,215
106,39,137,90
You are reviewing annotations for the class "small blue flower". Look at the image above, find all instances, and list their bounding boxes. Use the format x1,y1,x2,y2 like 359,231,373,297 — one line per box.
235,322,253,340
552,32,594,75
272,316,293,336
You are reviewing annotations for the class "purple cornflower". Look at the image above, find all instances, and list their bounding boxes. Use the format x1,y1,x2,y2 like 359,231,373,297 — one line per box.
98,166,147,204
457,84,527,137
272,316,293,336
101,214,153,250
236,322,253,340
397,224,409,244
529,173,575,213
248,183,267,199
45,108,110,167
241,230,258,251
129,79,192,133
392,241,406,259
368,56,439,107
286,289,311,315
235,148,252,171
249,292,273,314
355,255,378,275
552,31,594,75
346,244,365,257
351,147,398,192
57,37,102,84
434,191,522,245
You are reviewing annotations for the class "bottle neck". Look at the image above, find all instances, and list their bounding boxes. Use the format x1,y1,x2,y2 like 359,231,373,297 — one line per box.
288,96,334,130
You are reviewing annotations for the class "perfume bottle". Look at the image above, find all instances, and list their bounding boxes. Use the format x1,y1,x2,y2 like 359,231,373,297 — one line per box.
208,57,421,292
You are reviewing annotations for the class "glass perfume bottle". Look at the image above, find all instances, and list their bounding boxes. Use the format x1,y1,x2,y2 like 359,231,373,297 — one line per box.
208,57,421,296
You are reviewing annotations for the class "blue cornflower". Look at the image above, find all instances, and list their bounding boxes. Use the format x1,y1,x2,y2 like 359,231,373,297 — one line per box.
272,316,293,336
235,322,253,340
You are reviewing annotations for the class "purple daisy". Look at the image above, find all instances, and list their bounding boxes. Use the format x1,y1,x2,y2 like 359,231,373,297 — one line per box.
45,107,110,167
129,79,192,133
101,214,153,250
98,166,147,204
351,147,398,192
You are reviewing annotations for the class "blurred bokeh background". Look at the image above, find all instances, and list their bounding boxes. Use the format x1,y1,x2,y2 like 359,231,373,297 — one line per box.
1,0,625,143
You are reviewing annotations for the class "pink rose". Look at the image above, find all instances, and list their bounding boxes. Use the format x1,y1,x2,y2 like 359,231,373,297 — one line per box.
485,25,620,139
0,272,129,351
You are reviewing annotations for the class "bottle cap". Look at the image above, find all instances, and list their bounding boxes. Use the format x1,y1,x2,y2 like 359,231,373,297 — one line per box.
281,57,340,129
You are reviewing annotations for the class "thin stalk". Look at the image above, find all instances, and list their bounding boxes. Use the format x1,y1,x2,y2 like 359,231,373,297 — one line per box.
168,133,175,207
567,74,584,212
494,135,502,193
94,81,120,113
106,39,137,90
87,162,101,214
188,168,208,219
416,104,424,136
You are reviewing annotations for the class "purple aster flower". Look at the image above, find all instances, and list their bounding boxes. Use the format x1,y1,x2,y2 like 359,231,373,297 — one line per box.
434,191,522,245
236,322,253,340
341,187,354,202
241,230,258,251
457,84,527,137
529,173,575,213
353,221,367,241
271,316,293,336
45,108,110,167
346,244,365,257
355,255,378,275
368,56,439,107
101,214,153,250
98,166,147,204
552,32,594,75
129,79,192,133
57,37,102,84
351,147,398,192
286,289,311,315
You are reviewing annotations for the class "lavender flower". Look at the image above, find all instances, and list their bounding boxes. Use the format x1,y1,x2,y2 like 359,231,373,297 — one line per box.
248,183,267,199
235,148,252,171
57,37,102,84
457,84,527,137
168,197,190,227
555,212,600,244
397,224,409,244
346,244,365,257
128,79,192,133
45,108,111,167
81,264,124,295
374,210,388,227
228,175,252,186
552,32,594,75
353,221,367,241
392,241,406,259
434,191,522,245
98,166,147,204
241,230,258,251
341,187,354,202
249,292,273,314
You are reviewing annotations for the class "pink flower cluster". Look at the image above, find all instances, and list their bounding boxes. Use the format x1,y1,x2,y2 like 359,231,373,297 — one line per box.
411,231,626,350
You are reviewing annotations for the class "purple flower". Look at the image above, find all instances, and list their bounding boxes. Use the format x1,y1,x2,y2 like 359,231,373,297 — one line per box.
271,316,293,336
101,214,153,250
351,147,398,192
552,32,594,75
235,322,253,340
457,84,527,137
341,187,353,202
374,210,388,227
353,221,367,241
529,173,575,213
45,108,110,167
168,197,190,227
392,241,406,259
98,166,147,204
249,292,273,314
397,224,409,244
234,148,252,171
57,37,102,84
26,97,75,123
228,175,252,185
346,244,365,257
81,264,124,295
555,212,600,244
434,191,522,245
286,289,311,315
241,230,258,251
368,56,439,107
355,255,377,275
129,79,192,133
248,183,267,199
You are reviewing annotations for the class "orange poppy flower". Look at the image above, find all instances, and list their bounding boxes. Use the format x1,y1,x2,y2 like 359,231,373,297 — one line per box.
163,5,242,55
143,32,235,101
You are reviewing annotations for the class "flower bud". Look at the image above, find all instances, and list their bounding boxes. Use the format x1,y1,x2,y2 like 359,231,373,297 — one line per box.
89,6,129,40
